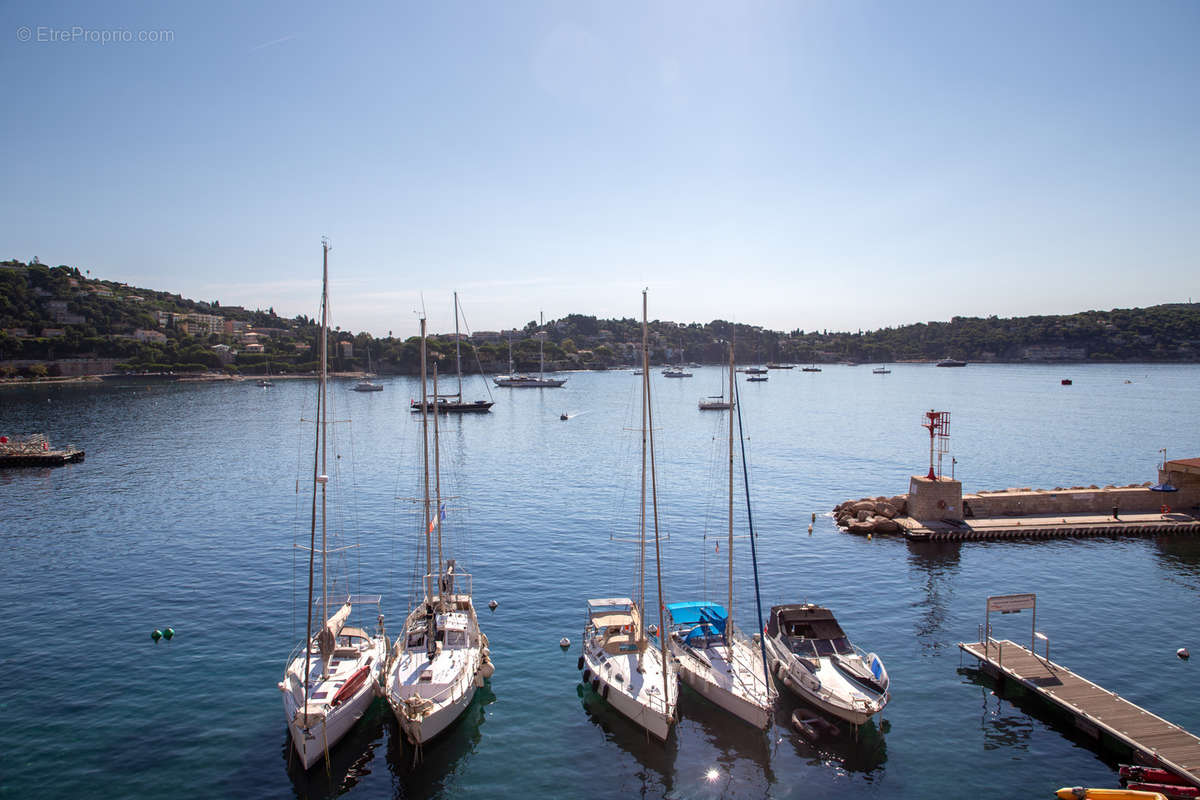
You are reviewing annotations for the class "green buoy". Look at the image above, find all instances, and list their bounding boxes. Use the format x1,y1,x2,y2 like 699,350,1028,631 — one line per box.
163,627,174,640
151,629,163,642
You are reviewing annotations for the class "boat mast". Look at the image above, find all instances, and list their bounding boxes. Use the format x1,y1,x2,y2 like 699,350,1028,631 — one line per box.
320,240,329,634
638,292,648,640
454,292,463,400
433,362,444,602
302,239,329,709
645,290,671,711
727,340,734,625
734,377,772,693
539,311,545,380
420,317,432,602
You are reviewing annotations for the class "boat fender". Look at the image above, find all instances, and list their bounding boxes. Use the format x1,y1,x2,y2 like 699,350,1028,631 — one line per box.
474,674,484,688
577,655,585,670
1162,504,1171,514
480,662,494,679
591,677,600,694
602,683,610,700
582,668,591,683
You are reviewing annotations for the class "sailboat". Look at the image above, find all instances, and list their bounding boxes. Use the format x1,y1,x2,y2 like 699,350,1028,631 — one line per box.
662,343,693,378
278,240,387,771
353,346,383,392
386,319,493,746
698,348,733,411
667,341,775,729
493,312,566,388
578,290,677,741
411,293,495,413
258,356,274,388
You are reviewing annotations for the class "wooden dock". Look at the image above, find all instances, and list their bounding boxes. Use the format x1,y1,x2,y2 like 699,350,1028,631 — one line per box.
902,512,1200,541
960,639,1200,787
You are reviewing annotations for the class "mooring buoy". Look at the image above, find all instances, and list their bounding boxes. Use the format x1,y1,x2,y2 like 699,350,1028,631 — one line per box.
163,627,174,640
488,600,498,610
1179,647,1190,660
151,629,162,642
560,637,570,648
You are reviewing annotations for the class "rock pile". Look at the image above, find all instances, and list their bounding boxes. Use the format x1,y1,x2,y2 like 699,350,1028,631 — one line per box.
833,495,908,535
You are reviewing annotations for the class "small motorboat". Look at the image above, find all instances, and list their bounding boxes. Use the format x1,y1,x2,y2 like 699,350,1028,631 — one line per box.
764,603,889,725
1120,766,1188,786
936,358,967,367
746,375,768,382
1062,379,1072,385
560,413,569,421
790,710,839,742
872,367,891,374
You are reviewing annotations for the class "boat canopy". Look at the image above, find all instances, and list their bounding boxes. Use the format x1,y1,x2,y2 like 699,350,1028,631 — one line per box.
769,604,847,640
666,601,728,643
587,597,634,610
665,601,728,627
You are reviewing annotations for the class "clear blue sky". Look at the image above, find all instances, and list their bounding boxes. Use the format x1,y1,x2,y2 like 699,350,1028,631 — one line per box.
3,1,1198,337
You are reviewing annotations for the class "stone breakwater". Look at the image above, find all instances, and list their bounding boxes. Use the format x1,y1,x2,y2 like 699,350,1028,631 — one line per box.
833,495,909,534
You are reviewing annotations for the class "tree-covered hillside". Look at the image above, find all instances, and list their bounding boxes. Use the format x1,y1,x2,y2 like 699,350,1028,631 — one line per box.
2,258,1198,378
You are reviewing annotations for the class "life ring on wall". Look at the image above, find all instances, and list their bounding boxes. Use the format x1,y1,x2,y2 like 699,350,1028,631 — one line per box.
1161,504,1171,514
937,499,947,510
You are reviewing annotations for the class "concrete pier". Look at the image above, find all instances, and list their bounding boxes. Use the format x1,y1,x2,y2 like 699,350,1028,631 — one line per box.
901,511,1200,541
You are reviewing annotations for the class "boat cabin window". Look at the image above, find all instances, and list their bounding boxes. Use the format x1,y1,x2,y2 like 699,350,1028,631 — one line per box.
788,638,818,657
831,637,853,655
813,639,836,657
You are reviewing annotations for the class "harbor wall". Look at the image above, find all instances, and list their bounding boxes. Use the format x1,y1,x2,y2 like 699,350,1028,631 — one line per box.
963,486,1172,517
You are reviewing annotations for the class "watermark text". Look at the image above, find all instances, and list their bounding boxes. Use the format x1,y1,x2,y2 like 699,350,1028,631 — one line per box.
16,25,174,44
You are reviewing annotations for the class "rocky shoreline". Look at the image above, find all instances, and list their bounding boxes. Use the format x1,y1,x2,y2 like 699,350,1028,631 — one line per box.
833,495,909,534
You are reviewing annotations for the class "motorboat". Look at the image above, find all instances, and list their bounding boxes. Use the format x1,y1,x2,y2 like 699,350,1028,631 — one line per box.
764,603,889,726
936,358,967,367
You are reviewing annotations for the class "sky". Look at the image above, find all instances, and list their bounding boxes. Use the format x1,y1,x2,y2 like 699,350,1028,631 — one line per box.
2,1,1198,337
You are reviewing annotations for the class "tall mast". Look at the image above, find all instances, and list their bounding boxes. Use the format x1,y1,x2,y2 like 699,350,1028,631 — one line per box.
539,311,545,380
454,292,463,399
302,239,328,709
433,362,444,598
645,291,671,712
638,292,648,638
727,340,734,622
420,317,432,601
320,240,329,630
734,376,772,694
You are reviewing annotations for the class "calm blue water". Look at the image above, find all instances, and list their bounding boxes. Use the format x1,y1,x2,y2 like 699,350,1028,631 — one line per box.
2,363,1199,799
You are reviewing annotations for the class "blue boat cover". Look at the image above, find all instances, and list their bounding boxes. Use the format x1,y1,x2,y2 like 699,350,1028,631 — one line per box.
666,602,728,643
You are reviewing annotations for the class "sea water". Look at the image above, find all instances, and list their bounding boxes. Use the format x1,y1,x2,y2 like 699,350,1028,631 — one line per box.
2,362,1199,799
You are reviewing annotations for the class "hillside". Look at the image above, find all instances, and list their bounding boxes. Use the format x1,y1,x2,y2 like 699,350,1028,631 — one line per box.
2,259,1198,378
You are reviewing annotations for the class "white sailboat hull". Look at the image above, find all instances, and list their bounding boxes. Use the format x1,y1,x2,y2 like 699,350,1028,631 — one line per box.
281,636,386,770
581,629,676,741
671,638,772,729
386,596,489,746
391,673,478,745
